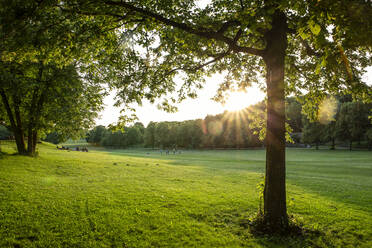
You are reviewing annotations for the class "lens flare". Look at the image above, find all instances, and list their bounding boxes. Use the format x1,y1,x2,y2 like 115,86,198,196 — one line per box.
223,90,264,112
318,96,338,124
207,120,223,136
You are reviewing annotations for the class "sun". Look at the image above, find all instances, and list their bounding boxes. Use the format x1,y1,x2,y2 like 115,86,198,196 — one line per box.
222,90,264,112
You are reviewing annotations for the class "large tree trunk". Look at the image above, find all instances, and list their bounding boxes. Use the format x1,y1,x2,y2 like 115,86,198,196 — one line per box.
0,89,27,154
262,11,288,228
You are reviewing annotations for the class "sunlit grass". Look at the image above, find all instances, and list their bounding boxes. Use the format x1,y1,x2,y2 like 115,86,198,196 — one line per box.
0,142,371,247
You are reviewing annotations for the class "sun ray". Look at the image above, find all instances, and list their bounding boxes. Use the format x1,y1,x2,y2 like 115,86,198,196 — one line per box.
222,90,264,112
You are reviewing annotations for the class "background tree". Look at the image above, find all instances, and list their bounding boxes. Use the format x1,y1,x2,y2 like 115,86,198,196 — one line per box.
0,62,104,155
286,97,303,133
126,125,143,146
86,125,108,145
302,117,324,150
366,128,372,151
336,102,370,150
0,1,127,155
43,132,65,145
0,125,11,140
144,122,156,148
322,121,337,150
154,122,171,149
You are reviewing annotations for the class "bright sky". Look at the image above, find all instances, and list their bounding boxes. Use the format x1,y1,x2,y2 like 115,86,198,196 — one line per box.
96,74,265,127
96,67,372,127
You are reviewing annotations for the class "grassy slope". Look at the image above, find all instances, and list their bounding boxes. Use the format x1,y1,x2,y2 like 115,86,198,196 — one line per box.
0,143,371,247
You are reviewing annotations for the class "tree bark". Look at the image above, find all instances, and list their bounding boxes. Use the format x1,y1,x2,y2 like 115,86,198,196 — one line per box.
13,98,27,154
27,125,38,156
27,62,46,156
32,130,38,152
330,138,335,150
0,89,27,154
262,11,288,228
27,88,39,155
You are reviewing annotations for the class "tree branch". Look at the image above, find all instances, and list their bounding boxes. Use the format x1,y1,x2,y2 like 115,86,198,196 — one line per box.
103,1,264,56
0,88,17,130
287,27,322,57
149,48,231,89
300,38,321,57
217,20,241,34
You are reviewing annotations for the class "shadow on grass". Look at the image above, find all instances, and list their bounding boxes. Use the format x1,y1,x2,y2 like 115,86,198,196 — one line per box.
190,206,336,248
242,214,326,248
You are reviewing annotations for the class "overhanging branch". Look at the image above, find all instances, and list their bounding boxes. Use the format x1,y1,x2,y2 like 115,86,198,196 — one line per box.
300,39,321,57
103,1,264,57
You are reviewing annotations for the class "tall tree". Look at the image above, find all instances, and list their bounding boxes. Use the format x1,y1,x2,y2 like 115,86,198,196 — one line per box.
86,125,108,145
286,97,303,133
366,128,372,151
336,102,370,150
70,0,371,228
0,1,126,155
302,117,324,150
144,122,156,148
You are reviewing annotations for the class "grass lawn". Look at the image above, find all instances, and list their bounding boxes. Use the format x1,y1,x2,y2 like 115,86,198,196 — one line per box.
0,142,371,247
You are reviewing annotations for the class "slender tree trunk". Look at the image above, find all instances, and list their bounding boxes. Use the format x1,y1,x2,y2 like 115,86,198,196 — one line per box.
330,138,335,150
32,130,38,152
27,126,38,156
27,124,34,155
316,142,319,150
27,90,38,155
349,140,352,151
0,89,27,154
27,64,44,156
13,100,27,154
262,11,288,228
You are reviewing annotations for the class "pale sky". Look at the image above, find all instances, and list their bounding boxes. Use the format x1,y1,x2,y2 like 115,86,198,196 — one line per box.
96,74,265,127
96,67,372,127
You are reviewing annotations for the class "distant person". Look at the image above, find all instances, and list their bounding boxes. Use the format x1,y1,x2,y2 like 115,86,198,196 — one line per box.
76,147,79,151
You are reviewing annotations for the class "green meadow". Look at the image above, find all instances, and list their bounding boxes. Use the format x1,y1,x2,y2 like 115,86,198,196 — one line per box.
0,142,371,247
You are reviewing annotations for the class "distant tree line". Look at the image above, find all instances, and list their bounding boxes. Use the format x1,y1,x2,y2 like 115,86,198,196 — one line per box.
85,102,267,149
301,98,372,150
1,96,371,150
86,123,145,148
85,97,371,150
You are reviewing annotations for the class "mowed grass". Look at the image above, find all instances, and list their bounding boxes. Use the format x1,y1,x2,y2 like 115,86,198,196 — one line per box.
0,143,371,247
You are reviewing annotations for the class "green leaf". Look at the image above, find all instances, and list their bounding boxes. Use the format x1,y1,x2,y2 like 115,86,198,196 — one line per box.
315,63,321,75
308,20,321,36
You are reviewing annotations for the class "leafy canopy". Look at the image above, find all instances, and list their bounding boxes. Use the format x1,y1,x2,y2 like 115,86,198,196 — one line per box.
69,0,372,117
